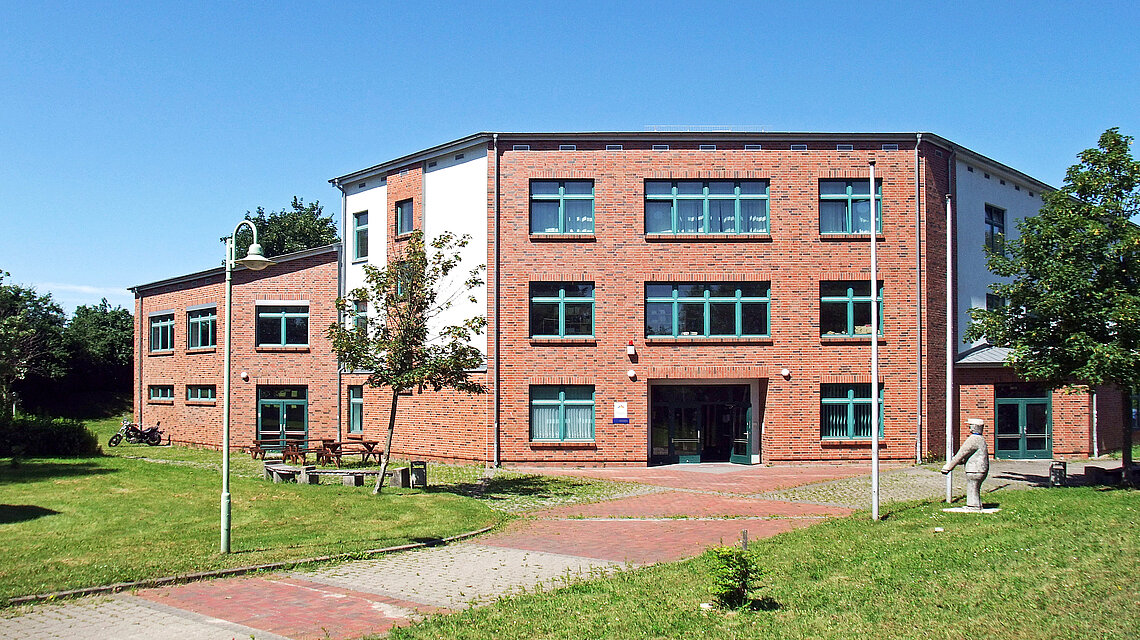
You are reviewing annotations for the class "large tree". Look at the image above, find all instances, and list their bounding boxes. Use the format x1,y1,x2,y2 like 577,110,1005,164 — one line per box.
327,230,486,494
230,196,339,258
967,128,1140,470
0,272,67,411
64,298,134,392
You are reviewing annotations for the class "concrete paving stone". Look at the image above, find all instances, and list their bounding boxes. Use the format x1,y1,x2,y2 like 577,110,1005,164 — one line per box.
0,593,290,640
519,462,881,494
292,543,623,609
530,490,854,519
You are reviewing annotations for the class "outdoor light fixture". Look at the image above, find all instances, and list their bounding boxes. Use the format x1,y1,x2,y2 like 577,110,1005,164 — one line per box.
221,221,276,554
240,371,249,382
780,368,791,379
627,370,637,380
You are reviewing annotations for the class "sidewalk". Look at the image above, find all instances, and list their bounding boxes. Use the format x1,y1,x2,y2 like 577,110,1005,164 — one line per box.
0,459,1067,639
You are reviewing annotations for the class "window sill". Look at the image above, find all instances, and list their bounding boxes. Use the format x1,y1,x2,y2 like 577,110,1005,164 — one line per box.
187,347,216,354
645,233,771,242
646,337,773,345
530,338,597,346
147,400,174,406
820,233,886,241
147,351,174,357
529,233,596,242
529,441,597,449
186,400,217,406
821,439,885,446
351,257,369,264
820,335,886,345
395,232,415,241
255,346,311,353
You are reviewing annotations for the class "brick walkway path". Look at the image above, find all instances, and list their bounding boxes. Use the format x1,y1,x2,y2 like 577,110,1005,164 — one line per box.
4,460,1059,639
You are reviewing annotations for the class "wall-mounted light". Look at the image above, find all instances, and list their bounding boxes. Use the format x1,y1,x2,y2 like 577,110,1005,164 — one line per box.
240,371,249,382
780,368,791,379
627,370,637,381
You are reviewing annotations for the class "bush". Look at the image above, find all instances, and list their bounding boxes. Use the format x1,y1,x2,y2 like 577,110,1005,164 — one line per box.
0,414,100,457
707,544,763,609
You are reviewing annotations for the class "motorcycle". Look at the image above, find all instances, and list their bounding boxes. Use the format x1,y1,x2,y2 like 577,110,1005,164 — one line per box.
108,419,163,446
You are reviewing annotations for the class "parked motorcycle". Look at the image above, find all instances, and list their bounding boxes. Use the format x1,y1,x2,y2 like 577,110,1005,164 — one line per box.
108,419,163,446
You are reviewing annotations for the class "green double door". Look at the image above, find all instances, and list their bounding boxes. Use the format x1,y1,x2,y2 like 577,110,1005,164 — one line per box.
650,385,752,464
257,386,308,443
995,385,1051,459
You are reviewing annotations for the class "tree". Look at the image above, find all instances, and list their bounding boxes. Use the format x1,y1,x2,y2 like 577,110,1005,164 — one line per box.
64,298,134,392
967,128,1140,471
327,230,487,494
229,196,339,258
0,271,67,411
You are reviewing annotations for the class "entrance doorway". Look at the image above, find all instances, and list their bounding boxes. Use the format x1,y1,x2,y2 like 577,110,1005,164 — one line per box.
650,384,752,464
257,386,308,443
995,384,1051,459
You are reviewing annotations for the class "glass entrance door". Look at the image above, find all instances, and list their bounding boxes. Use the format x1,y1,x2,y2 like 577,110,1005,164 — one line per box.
995,389,1051,459
650,384,752,464
258,386,308,444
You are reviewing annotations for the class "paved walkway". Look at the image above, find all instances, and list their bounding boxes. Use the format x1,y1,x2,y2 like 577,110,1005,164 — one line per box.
0,459,1075,639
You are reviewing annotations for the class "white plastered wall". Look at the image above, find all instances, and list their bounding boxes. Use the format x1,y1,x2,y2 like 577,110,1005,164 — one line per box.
954,159,1044,351
343,178,388,303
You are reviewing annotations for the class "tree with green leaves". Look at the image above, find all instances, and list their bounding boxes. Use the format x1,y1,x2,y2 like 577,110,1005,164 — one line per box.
64,298,133,392
0,271,67,412
228,196,339,259
327,230,487,494
967,128,1140,470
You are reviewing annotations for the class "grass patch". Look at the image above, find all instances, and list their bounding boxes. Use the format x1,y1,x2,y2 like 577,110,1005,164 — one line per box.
388,487,1139,640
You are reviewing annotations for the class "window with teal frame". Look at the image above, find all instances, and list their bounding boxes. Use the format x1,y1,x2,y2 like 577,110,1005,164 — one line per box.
820,383,884,438
353,211,369,259
645,180,769,234
985,204,1005,254
348,386,363,433
645,282,770,338
149,314,174,352
530,283,594,337
148,385,174,401
187,385,216,401
530,180,594,234
530,385,595,442
396,199,414,235
353,301,368,331
187,308,216,349
820,281,883,336
819,179,882,234
256,305,309,347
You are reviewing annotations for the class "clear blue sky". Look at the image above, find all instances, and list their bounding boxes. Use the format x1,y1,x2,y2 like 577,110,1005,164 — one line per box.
2,0,1138,313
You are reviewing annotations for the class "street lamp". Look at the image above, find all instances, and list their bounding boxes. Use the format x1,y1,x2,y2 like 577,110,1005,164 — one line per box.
221,221,275,553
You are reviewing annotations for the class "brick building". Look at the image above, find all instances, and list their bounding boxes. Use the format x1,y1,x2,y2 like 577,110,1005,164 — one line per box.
131,131,1128,464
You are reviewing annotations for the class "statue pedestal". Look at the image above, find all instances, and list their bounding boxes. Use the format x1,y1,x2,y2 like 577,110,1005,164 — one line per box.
942,506,1001,514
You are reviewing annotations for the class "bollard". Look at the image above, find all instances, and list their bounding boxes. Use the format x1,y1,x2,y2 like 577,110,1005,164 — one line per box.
1049,461,1067,487
410,460,428,488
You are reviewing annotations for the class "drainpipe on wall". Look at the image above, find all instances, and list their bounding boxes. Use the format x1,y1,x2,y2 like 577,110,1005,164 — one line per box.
914,133,924,464
945,191,954,504
334,178,347,441
136,294,144,424
1091,389,1099,457
493,133,501,468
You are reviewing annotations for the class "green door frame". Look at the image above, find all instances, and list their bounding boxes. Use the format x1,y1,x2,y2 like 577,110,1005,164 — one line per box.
650,384,752,465
257,386,309,444
995,397,1052,459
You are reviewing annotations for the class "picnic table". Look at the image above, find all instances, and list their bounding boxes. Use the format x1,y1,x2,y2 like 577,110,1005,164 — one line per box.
249,438,382,467
319,439,383,466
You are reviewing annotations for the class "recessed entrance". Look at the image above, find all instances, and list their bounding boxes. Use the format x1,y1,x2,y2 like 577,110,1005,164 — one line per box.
650,384,752,464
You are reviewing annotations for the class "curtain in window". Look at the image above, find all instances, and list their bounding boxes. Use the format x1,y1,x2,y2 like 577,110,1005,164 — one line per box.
821,404,848,438
564,406,593,440
531,405,561,440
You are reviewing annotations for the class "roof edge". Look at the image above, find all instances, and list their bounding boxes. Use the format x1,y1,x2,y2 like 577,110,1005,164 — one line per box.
130,243,341,293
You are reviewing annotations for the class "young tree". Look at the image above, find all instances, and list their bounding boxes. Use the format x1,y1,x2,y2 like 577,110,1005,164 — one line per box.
0,271,67,411
229,196,340,258
968,128,1140,470
327,230,486,494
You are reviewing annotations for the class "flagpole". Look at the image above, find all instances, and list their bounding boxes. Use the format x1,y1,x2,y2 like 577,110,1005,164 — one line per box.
870,161,880,521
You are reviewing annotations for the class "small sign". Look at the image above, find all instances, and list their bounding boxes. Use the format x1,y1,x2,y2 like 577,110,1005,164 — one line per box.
613,402,629,424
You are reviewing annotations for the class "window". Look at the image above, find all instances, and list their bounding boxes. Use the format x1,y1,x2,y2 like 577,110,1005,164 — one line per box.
820,281,883,336
187,308,216,349
819,179,882,234
530,385,595,442
148,385,174,401
353,301,368,331
646,282,770,338
348,386,363,433
187,385,216,401
645,180,769,234
396,199,414,235
149,314,174,352
353,211,369,259
530,180,594,234
820,384,884,438
256,305,309,347
985,204,1005,253
986,294,1006,311
530,283,594,337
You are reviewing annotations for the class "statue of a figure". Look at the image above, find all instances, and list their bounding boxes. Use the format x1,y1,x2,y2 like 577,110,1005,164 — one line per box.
941,418,990,509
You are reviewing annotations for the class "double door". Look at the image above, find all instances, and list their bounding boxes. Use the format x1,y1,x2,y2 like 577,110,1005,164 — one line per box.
650,385,752,464
995,389,1051,459
257,386,308,443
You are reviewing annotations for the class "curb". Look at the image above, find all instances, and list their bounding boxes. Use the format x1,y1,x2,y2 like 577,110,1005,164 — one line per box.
7,525,495,607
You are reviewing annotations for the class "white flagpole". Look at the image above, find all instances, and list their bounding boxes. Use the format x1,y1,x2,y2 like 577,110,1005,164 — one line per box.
945,194,954,503
870,161,880,521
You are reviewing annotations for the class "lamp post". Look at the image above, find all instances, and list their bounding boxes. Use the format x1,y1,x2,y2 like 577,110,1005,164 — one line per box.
869,161,880,521
221,221,275,553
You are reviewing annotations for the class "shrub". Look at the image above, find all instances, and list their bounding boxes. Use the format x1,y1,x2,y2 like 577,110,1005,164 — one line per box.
707,544,763,609
0,414,100,457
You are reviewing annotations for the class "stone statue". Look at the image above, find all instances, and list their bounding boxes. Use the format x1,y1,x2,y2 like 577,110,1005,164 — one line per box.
941,418,990,510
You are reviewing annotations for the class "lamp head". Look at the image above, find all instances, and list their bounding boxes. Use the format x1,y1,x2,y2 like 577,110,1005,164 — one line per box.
237,243,274,271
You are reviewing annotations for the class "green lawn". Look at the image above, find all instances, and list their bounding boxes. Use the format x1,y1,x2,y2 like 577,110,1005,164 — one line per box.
389,487,1140,640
